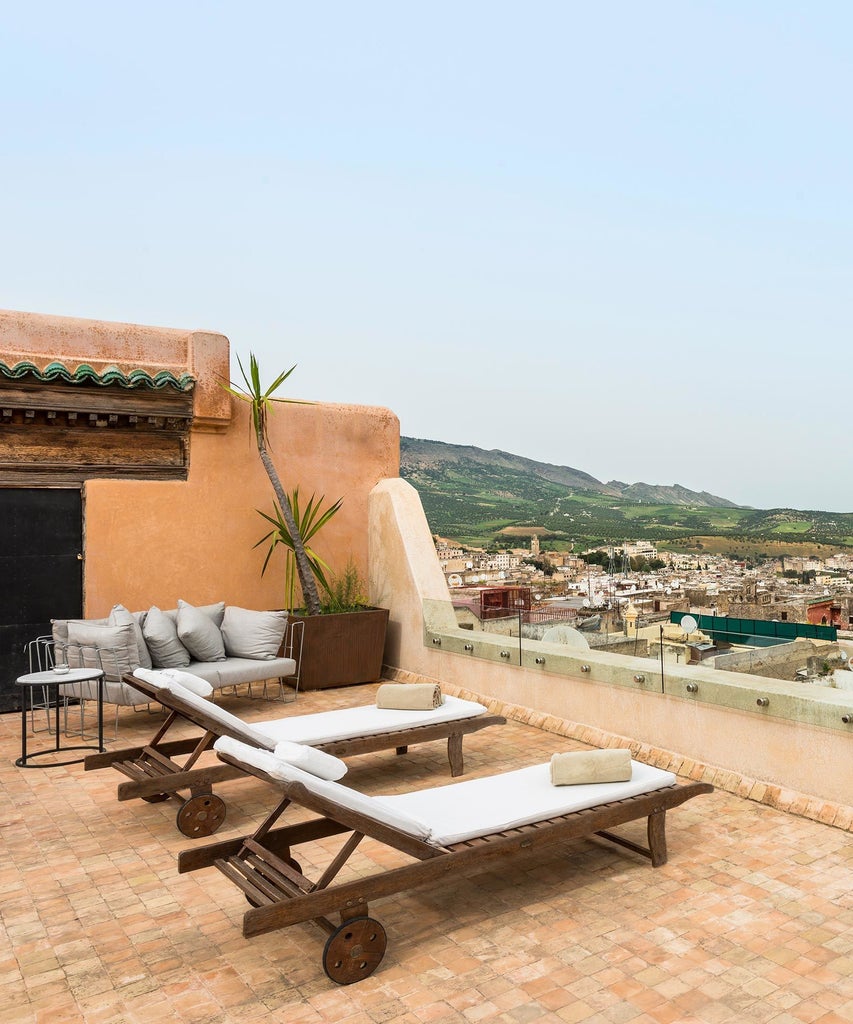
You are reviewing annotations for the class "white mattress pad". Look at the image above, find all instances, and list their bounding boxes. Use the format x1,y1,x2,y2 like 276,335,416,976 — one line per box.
214,737,676,848
254,694,488,746
383,759,677,846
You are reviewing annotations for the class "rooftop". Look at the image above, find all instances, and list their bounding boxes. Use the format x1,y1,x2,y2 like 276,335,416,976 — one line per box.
1,682,851,1024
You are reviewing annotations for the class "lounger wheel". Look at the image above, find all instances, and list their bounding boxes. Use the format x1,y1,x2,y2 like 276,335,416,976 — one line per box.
176,794,227,838
322,916,387,985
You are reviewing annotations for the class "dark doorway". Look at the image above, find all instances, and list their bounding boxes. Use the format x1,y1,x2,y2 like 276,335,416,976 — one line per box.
0,489,83,712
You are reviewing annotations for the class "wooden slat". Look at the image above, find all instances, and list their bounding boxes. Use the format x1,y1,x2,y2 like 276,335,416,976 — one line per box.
115,758,173,782
85,735,200,771
243,851,307,896
0,380,193,417
116,762,244,802
178,818,350,874
215,858,273,907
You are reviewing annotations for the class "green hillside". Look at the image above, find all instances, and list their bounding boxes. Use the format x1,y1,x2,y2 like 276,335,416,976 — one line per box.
400,437,853,553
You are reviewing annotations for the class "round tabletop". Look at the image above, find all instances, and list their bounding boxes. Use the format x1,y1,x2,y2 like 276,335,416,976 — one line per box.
16,668,105,686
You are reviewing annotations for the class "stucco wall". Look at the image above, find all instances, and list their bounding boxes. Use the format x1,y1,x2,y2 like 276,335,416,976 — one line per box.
1,309,400,617
84,398,400,616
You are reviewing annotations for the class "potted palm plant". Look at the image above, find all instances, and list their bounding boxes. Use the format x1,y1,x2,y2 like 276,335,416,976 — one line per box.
285,559,390,690
229,353,388,690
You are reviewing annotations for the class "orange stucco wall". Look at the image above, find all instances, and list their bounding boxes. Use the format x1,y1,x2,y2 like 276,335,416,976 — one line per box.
0,308,400,616
83,397,400,617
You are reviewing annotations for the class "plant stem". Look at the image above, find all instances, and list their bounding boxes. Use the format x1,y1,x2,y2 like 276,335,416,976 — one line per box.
256,433,322,616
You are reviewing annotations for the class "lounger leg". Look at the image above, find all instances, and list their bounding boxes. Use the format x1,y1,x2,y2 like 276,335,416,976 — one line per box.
340,902,368,923
395,745,408,756
447,733,464,777
647,810,668,867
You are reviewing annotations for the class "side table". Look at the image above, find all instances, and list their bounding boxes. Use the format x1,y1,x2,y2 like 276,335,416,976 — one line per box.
15,668,106,767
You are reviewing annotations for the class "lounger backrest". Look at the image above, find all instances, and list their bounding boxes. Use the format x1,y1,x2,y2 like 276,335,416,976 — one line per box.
145,679,277,750
215,736,433,840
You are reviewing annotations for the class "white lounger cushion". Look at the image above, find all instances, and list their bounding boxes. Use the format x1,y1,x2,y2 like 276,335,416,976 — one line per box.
214,737,431,840
382,759,677,846
133,674,487,754
253,695,488,745
150,680,278,750
215,737,677,848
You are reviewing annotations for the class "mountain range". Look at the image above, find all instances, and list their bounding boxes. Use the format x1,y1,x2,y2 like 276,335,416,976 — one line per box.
401,437,739,508
399,437,852,554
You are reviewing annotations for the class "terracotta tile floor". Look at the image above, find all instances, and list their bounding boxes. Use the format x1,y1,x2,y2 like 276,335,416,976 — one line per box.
0,683,851,1024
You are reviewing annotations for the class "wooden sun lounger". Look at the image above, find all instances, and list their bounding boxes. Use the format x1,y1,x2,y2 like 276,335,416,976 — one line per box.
84,671,506,838
177,739,713,984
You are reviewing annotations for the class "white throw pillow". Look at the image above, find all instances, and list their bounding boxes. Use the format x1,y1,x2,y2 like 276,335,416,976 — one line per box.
158,667,215,698
220,606,288,660
272,740,348,781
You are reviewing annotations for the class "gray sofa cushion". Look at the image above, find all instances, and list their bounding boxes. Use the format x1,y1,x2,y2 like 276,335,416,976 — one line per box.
220,607,288,660
52,616,108,646
109,603,152,670
65,620,140,680
142,606,191,668
186,656,296,689
163,602,225,628
60,675,150,708
176,599,226,662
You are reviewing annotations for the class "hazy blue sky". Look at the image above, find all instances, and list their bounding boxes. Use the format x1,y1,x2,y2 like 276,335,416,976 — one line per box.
3,3,851,511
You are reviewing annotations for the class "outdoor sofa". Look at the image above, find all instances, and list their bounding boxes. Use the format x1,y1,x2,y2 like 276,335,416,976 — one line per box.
51,601,300,725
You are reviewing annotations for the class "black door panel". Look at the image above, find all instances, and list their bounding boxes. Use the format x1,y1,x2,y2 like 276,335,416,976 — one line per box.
0,490,83,712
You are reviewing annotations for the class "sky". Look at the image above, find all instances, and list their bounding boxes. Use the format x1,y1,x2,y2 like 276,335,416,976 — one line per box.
2,3,851,512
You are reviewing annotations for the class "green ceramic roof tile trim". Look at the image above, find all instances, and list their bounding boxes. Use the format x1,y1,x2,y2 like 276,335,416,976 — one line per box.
0,359,196,392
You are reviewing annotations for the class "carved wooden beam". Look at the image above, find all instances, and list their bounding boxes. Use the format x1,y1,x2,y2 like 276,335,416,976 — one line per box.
0,364,195,483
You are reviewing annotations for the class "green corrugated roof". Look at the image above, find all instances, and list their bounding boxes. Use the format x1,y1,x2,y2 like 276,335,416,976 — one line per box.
0,360,195,392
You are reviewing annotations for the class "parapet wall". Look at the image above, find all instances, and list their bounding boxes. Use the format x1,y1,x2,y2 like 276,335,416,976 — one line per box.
369,477,853,814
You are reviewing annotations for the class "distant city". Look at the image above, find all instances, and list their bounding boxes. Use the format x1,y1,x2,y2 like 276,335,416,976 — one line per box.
433,534,853,685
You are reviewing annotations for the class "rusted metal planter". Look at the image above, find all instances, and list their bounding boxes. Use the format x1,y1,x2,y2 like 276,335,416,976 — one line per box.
289,607,389,690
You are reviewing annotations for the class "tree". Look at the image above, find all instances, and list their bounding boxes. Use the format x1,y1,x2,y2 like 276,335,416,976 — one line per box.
225,353,323,616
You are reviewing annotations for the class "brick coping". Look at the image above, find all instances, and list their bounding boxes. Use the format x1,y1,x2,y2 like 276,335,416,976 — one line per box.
385,666,853,833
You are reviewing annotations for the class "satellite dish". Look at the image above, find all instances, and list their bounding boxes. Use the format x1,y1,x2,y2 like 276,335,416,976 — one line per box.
841,651,848,662
665,588,671,595
672,580,680,589
681,615,698,635
582,598,591,608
